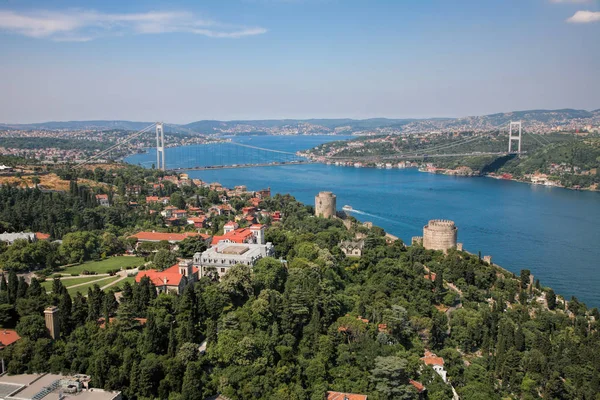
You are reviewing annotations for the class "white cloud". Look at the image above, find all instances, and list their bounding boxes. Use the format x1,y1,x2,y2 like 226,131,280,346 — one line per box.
567,10,600,23
0,9,267,41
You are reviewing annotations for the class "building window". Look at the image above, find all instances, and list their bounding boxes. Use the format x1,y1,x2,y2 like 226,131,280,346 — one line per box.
221,268,225,273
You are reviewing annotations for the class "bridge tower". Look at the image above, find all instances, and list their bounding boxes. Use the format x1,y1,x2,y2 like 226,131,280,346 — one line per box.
156,122,166,171
508,121,522,154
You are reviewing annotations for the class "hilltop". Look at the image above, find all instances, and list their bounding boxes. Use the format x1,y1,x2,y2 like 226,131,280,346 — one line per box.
2,108,599,135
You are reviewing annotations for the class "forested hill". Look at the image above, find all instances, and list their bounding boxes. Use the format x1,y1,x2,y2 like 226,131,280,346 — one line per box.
2,108,598,134
0,164,598,399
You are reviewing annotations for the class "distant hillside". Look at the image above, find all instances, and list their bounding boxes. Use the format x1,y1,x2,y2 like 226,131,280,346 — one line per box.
0,120,155,131
2,108,598,134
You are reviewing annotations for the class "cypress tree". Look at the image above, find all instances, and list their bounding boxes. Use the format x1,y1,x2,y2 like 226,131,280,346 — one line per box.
7,271,18,304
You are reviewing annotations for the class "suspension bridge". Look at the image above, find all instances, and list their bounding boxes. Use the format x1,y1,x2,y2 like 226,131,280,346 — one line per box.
78,120,549,171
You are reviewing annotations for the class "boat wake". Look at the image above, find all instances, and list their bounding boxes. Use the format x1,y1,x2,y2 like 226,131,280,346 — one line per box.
346,208,395,223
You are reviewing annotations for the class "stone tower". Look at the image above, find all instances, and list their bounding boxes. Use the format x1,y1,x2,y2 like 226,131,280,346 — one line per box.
315,191,336,219
44,306,60,340
423,220,458,252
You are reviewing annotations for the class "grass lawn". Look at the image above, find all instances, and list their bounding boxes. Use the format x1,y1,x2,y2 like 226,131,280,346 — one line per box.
41,276,110,292
110,276,138,291
67,276,122,296
55,256,144,276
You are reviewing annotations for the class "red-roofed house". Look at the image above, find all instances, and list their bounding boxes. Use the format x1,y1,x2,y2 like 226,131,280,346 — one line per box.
421,351,447,382
136,260,198,294
161,206,178,218
187,216,207,228
326,391,367,400
211,223,265,246
0,329,21,350
249,197,261,207
95,194,110,207
146,196,170,205
129,232,211,250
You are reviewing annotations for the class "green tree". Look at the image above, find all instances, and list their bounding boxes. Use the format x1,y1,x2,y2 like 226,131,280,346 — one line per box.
16,314,48,340
370,356,415,399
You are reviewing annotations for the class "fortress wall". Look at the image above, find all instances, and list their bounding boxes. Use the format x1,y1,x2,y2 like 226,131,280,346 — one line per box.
315,191,336,219
423,219,457,251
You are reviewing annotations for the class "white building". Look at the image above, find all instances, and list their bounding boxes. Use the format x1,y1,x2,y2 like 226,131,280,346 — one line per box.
194,242,274,279
0,373,121,400
0,232,36,244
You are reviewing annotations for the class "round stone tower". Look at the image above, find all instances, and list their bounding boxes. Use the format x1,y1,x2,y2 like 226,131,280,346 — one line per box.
315,191,336,219
423,220,458,251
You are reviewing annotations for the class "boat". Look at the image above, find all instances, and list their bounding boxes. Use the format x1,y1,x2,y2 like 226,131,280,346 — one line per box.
342,205,353,212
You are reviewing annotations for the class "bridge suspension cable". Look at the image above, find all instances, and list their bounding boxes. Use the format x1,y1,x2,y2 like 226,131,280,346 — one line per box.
78,122,157,166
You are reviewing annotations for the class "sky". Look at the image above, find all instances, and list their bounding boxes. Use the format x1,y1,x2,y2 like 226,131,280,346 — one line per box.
0,0,598,123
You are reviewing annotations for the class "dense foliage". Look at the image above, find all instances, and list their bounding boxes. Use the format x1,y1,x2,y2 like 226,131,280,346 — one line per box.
0,191,598,399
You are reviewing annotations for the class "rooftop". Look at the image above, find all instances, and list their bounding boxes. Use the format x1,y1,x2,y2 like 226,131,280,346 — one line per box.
0,329,21,349
0,373,120,400
326,391,367,400
130,231,208,243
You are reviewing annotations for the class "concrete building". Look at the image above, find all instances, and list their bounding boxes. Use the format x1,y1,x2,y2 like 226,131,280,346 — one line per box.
44,307,60,340
194,242,274,279
339,240,365,257
315,191,337,219
0,373,121,400
0,232,36,245
421,220,458,252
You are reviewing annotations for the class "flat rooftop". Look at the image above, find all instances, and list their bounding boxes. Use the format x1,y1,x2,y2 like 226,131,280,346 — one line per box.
221,245,249,255
0,373,120,400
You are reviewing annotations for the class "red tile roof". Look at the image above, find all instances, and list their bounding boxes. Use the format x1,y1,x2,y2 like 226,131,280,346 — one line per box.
130,231,207,242
136,269,184,287
163,263,199,275
35,232,50,240
409,379,425,393
0,329,21,349
327,391,367,400
211,228,254,245
421,351,444,366
424,273,437,281
96,194,108,199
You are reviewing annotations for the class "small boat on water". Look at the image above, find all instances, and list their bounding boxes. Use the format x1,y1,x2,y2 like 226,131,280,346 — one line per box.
342,205,353,212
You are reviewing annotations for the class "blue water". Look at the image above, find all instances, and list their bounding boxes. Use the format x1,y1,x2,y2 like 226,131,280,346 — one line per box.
125,136,600,308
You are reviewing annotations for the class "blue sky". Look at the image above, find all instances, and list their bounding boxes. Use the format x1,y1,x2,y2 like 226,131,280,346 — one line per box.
0,0,598,123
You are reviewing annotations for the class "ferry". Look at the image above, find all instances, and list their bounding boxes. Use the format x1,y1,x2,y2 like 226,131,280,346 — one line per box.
342,205,353,212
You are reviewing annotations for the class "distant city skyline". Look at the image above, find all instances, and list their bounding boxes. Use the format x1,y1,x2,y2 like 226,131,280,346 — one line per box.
0,0,598,124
